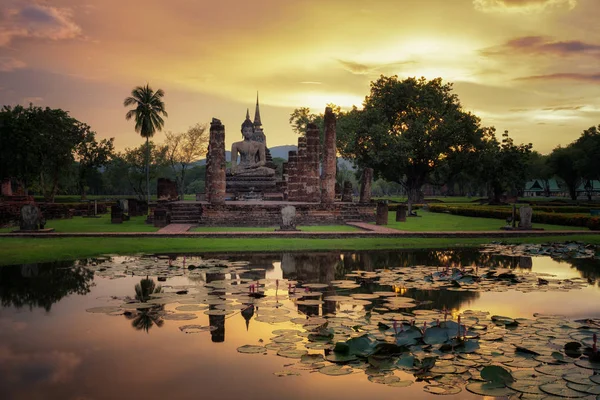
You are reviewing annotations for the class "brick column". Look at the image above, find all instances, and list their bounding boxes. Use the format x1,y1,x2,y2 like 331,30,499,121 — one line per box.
305,123,321,202
287,151,298,201
321,107,336,203
359,167,374,203
206,118,226,205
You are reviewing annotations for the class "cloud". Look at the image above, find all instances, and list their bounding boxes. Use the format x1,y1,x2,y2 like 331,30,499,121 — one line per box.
0,346,82,385
0,56,26,71
482,36,600,57
337,60,373,75
23,96,43,104
473,0,577,13
516,73,600,83
0,2,82,46
542,105,584,111
337,59,415,75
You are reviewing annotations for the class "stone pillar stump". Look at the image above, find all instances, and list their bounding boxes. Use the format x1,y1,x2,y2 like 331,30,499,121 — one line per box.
376,201,389,225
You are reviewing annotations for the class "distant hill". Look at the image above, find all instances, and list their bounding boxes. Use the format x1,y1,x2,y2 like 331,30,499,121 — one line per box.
269,145,297,160
191,145,355,168
192,145,298,165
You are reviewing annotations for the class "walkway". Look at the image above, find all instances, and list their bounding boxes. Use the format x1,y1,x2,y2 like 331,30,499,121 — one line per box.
156,224,193,234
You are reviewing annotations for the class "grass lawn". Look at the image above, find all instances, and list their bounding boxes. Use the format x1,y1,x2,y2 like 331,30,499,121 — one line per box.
376,196,485,204
189,225,360,232
1,235,600,266
383,210,588,232
0,214,158,233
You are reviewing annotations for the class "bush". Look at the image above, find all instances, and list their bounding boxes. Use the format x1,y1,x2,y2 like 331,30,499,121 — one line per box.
428,204,593,229
588,218,600,231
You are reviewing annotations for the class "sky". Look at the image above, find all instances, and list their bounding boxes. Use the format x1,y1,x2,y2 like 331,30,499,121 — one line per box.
0,0,598,154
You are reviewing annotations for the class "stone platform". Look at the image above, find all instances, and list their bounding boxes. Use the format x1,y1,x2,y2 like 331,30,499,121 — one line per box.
167,201,375,226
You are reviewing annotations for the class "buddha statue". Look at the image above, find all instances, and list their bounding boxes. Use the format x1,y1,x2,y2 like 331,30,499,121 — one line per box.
228,117,275,178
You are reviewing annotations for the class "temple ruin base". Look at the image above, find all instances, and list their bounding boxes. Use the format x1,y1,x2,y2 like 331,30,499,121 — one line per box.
166,201,375,226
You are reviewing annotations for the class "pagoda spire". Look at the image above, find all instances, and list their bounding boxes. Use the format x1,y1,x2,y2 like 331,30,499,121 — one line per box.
253,92,262,127
245,108,251,121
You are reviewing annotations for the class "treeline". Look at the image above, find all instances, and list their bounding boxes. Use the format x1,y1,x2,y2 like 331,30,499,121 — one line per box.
290,76,600,207
0,104,210,201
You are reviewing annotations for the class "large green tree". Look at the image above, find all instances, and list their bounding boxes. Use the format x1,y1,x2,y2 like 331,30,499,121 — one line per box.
75,131,114,200
573,125,600,182
547,144,584,200
124,84,168,206
0,104,90,201
336,76,483,213
120,142,168,200
477,129,532,203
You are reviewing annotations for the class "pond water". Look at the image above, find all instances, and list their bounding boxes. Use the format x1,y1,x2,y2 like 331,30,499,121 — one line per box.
1,246,599,400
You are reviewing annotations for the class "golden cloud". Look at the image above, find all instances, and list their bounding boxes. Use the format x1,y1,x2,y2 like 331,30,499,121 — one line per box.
0,2,82,46
473,0,577,13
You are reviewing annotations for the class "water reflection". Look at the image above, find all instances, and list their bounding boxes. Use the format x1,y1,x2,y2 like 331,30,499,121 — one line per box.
0,261,94,311
124,278,165,333
1,249,599,400
207,271,226,343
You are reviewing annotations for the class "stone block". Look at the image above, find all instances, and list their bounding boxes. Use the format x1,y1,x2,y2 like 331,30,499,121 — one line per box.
395,205,407,222
153,208,171,228
376,201,389,225
519,206,533,229
20,204,43,231
157,178,179,201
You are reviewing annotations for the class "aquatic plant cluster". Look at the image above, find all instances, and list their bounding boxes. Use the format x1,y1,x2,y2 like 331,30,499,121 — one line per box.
84,254,600,398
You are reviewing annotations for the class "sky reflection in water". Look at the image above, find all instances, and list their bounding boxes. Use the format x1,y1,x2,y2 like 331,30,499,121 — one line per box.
0,249,598,400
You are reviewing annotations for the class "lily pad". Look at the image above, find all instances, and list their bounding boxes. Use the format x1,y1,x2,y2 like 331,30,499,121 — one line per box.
466,382,516,397
273,370,300,377
575,359,600,370
237,345,267,354
277,349,308,359
539,383,589,398
319,365,353,376
178,325,216,334
162,313,198,321
423,384,462,395
507,379,544,394
481,365,515,384
566,382,600,395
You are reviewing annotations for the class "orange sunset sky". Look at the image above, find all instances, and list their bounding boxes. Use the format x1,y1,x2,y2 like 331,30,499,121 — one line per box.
0,0,598,153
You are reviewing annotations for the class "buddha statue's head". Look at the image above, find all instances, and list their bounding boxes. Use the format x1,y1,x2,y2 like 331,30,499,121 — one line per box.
241,118,254,139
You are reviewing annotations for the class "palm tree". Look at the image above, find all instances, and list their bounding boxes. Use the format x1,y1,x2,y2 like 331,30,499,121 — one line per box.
123,84,168,206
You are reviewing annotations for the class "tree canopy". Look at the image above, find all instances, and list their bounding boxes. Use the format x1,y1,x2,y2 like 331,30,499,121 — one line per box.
0,104,106,201
336,75,485,210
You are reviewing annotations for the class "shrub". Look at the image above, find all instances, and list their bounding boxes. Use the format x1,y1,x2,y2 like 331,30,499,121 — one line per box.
428,205,593,228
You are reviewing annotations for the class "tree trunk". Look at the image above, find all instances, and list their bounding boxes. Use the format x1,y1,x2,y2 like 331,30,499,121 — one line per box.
406,178,424,216
569,185,577,201
146,136,150,211
179,165,186,199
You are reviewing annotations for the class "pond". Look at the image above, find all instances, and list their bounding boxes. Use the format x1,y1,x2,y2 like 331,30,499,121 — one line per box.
1,244,599,400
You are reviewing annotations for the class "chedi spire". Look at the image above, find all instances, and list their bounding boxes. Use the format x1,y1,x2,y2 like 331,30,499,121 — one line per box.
253,92,262,128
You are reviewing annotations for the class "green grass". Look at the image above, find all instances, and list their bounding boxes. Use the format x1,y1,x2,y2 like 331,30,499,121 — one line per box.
1,235,599,266
376,196,485,204
0,214,158,233
383,210,588,232
189,225,360,232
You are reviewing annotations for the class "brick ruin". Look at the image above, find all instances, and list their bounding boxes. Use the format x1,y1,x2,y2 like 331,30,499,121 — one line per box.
193,108,375,225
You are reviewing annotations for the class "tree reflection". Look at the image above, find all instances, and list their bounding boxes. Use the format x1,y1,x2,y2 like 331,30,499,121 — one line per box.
562,258,600,286
0,261,94,312
124,278,164,334
135,277,162,302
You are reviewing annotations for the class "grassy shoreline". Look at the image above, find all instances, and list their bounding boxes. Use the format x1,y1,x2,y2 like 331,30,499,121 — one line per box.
1,235,599,266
